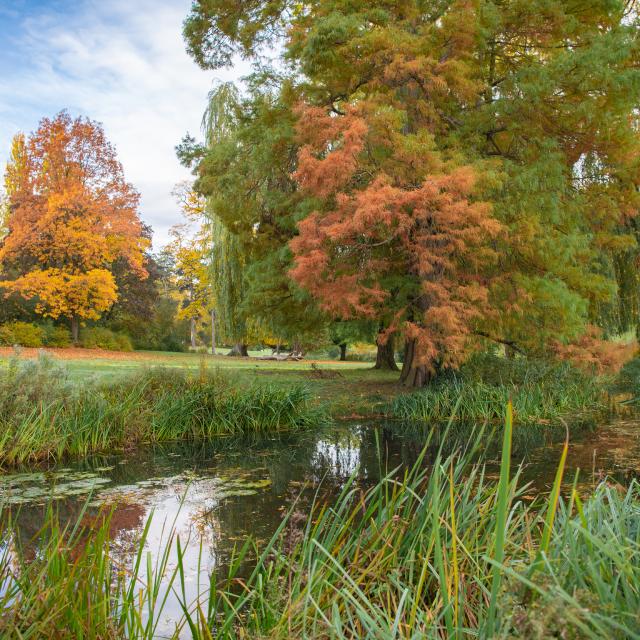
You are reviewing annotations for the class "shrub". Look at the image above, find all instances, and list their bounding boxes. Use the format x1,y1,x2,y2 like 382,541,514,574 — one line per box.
0,353,73,415
156,334,186,352
0,321,44,347
79,327,133,351
43,324,72,348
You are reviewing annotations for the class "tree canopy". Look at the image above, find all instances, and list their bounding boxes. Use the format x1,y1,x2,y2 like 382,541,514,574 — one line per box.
181,0,640,383
0,112,149,341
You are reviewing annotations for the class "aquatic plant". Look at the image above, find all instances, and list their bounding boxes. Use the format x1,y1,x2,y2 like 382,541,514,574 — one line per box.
387,356,606,428
209,411,639,639
0,355,324,465
1,407,638,638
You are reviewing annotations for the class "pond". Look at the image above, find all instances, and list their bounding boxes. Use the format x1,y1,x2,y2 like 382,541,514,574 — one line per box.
1,418,639,634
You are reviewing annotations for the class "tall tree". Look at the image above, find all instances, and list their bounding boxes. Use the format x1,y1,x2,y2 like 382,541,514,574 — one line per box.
201,83,251,355
167,223,211,349
0,112,148,342
290,106,501,385
170,182,216,351
184,0,640,382
181,81,327,353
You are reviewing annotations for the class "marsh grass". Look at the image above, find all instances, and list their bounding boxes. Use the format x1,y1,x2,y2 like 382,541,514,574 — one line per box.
387,355,606,429
0,501,187,640
1,406,638,639
213,413,639,639
0,354,324,465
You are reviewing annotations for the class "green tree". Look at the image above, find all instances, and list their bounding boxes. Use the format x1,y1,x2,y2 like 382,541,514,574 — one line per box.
182,80,330,354
329,320,375,362
184,1,640,383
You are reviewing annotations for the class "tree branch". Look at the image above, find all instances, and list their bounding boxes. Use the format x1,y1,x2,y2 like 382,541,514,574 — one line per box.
474,331,526,355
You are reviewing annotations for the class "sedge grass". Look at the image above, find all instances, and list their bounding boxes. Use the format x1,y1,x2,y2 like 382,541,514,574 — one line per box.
387,360,605,429
210,411,638,639
0,355,324,466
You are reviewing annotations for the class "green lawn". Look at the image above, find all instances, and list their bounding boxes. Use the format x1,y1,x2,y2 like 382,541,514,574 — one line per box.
76,353,371,386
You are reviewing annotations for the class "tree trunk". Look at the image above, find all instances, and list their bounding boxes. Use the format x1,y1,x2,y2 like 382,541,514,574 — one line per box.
399,337,433,387
374,333,398,371
190,318,197,349
228,342,248,357
70,316,79,345
339,343,347,361
210,309,216,355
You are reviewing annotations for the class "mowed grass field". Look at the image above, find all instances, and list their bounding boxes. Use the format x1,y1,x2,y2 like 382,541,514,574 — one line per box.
0,347,404,417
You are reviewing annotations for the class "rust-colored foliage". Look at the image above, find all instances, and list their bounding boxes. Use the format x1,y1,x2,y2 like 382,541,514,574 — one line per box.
290,106,502,375
553,325,637,374
0,112,148,330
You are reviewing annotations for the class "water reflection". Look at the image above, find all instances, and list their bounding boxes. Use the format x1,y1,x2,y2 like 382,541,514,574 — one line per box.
1,423,416,634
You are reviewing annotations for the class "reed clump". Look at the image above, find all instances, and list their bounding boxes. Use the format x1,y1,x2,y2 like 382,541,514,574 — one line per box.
212,412,639,639
0,354,323,465
388,354,605,428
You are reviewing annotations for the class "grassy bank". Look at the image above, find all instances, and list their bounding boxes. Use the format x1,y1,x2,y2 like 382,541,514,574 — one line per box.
1,409,638,638
0,348,613,426
0,350,619,467
0,347,401,417
0,355,324,466
387,356,607,429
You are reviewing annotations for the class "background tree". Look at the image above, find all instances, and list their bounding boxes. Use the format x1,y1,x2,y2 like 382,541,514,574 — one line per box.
166,224,208,349
181,81,323,355
329,320,375,362
169,182,216,351
0,112,148,343
201,83,251,356
180,78,335,354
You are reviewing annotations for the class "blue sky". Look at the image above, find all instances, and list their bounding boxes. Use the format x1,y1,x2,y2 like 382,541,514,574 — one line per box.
0,0,244,247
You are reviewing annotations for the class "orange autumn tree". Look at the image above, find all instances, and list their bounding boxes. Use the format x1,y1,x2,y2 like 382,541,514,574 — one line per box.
0,112,148,343
290,106,502,386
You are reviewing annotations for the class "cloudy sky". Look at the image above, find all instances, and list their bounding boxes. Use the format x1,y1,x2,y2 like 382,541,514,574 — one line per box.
0,0,243,247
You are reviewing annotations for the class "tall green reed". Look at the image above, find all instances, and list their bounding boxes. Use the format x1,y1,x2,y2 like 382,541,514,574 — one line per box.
0,355,324,466
204,410,638,639
387,358,605,429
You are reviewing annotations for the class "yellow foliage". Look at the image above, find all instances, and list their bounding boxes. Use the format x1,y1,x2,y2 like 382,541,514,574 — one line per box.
5,269,118,321
0,113,148,325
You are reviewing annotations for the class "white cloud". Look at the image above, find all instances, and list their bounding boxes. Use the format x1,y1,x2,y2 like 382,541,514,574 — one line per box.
0,0,247,247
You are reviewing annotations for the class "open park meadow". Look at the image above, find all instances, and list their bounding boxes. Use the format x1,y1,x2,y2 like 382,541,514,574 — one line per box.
1,1,640,638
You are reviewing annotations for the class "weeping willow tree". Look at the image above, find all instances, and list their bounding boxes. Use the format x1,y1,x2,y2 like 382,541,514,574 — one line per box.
209,214,249,354
202,82,251,355
187,80,332,355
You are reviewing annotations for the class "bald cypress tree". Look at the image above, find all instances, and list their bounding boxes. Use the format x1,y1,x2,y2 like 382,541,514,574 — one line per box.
184,0,640,383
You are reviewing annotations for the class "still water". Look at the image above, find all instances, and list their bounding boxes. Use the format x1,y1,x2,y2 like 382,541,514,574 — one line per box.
1,419,639,633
